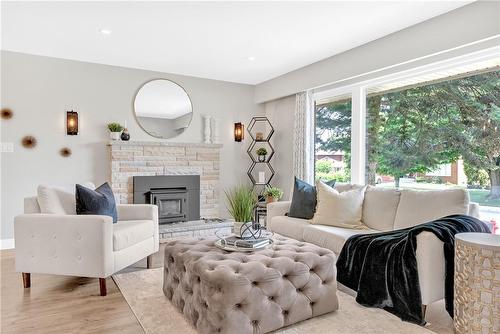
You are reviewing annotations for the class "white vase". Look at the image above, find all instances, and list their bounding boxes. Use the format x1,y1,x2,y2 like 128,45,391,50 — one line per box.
110,132,121,140
203,116,212,143
211,117,219,144
233,221,254,238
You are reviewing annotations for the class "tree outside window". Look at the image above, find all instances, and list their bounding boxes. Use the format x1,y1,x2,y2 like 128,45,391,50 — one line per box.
365,70,499,206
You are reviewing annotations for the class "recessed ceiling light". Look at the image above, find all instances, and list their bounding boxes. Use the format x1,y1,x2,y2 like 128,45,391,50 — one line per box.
247,56,256,61
99,29,112,35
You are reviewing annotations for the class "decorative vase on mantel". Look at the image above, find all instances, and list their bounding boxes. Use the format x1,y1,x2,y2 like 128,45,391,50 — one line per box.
121,128,130,141
110,132,121,140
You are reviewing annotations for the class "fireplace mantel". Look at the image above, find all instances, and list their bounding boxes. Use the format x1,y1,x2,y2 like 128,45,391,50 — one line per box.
108,141,223,148
109,141,222,218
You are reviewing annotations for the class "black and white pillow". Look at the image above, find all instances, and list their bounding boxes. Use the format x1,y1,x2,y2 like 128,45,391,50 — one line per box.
75,182,118,223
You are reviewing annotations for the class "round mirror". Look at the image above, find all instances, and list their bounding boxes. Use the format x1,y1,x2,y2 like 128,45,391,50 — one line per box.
133,79,193,139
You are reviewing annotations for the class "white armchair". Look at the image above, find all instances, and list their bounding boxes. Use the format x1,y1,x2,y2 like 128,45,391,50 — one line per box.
14,196,159,296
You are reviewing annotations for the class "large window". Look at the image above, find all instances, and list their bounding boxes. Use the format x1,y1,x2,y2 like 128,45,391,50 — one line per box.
314,98,351,183
365,70,500,207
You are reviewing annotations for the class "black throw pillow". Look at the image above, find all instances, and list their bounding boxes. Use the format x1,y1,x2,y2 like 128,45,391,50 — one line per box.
323,179,336,188
288,177,317,219
76,182,118,223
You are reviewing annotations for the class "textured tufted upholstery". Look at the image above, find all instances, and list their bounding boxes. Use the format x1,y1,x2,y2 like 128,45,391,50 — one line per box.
163,236,338,334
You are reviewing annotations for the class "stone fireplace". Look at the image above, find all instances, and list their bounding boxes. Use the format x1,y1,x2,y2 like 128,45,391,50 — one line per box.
109,141,222,219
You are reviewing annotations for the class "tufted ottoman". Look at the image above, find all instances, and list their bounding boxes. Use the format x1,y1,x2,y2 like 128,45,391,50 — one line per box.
163,236,339,334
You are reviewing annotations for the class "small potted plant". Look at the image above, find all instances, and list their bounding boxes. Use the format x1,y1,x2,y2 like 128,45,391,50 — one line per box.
108,122,124,140
225,185,257,238
256,147,268,162
264,186,283,203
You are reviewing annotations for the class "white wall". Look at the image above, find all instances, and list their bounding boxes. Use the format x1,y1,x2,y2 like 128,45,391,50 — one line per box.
1,51,263,242
255,1,500,103
265,95,296,201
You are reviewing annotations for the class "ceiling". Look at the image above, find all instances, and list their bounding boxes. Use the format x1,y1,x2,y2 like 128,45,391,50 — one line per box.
1,1,473,85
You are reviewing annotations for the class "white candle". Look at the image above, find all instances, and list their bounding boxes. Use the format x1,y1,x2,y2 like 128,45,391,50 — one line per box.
258,172,265,184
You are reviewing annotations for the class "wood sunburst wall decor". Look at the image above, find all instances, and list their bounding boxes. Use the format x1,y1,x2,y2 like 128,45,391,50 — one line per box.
21,136,37,149
60,147,72,157
1,108,13,120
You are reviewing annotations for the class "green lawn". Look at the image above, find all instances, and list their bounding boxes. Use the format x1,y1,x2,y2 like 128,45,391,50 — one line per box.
375,182,500,207
468,189,500,207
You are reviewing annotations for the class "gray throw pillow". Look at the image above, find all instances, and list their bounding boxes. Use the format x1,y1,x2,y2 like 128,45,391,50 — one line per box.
288,177,317,219
75,182,118,223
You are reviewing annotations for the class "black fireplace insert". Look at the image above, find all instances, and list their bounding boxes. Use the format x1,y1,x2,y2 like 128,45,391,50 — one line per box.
133,175,200,224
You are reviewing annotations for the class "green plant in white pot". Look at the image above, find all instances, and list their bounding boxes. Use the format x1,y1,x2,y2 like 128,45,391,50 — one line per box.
264,186,283,203
225,185,257,238
108,122,124,140
256,147,268,162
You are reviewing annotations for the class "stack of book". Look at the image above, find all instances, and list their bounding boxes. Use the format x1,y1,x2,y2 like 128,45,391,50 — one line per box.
221,236,269,249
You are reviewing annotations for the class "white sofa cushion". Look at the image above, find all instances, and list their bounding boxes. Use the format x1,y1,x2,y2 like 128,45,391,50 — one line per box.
303,225,379,254
311,182,367,229
393,188,469,230
37,182,95,215
362,186,401,231
113,219,156,251
268,215,308,241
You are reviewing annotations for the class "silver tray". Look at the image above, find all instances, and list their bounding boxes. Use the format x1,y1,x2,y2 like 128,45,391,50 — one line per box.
214,238,274,252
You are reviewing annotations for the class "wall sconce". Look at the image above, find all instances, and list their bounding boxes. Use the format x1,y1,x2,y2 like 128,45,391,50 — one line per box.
234,122,244,142
66,111,78,135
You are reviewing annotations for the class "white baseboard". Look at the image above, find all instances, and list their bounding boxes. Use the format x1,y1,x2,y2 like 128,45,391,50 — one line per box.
0,238,15,250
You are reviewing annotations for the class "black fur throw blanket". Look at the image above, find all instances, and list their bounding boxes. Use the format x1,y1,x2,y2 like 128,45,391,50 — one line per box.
336,214,490,324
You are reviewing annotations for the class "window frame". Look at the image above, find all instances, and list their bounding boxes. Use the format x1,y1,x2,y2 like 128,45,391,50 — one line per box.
312,48,499,185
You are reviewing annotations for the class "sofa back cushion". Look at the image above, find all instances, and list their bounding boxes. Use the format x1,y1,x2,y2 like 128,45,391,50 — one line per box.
24,196,41,214
37,182,95,215
334,183,365,193
393,188,470,230
311,182,368,229
362,186,401,231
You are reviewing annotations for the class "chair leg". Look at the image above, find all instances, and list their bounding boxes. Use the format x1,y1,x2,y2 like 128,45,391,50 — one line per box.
99,278,107,296
22,273,31,288
421,304,427,320
147,255,153,269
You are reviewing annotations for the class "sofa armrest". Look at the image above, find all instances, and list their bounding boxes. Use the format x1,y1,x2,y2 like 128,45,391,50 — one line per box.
415,231,445,305
267,201,291,222
14,214,114,278
468,202,480,219
117,204,158,222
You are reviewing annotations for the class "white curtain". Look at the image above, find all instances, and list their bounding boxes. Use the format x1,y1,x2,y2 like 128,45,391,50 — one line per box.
293,91,315,184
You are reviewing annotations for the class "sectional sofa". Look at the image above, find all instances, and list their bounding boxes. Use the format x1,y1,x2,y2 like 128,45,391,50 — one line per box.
267,184,480,312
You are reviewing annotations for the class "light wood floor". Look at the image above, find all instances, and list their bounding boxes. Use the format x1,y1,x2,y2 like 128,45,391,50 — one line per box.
0,247,165,334
1,244,453,334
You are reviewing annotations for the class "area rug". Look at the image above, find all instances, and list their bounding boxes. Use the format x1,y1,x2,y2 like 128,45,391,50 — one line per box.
113,268,435,334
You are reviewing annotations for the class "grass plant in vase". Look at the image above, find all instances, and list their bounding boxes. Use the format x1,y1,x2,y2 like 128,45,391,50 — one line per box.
225,185,257,239
108,122,124,140
264,186,283,203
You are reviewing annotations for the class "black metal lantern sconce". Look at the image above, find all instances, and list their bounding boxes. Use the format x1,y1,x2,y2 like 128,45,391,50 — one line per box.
234,122,244,142
66,111,78,135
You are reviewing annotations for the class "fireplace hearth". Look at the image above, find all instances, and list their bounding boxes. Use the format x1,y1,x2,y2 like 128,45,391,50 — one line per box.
133,175,200,224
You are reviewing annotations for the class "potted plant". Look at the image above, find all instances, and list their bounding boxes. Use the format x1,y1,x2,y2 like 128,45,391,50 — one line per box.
256,147,268,162
225,185,257,238
108,122,124,140
264,186,283,203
